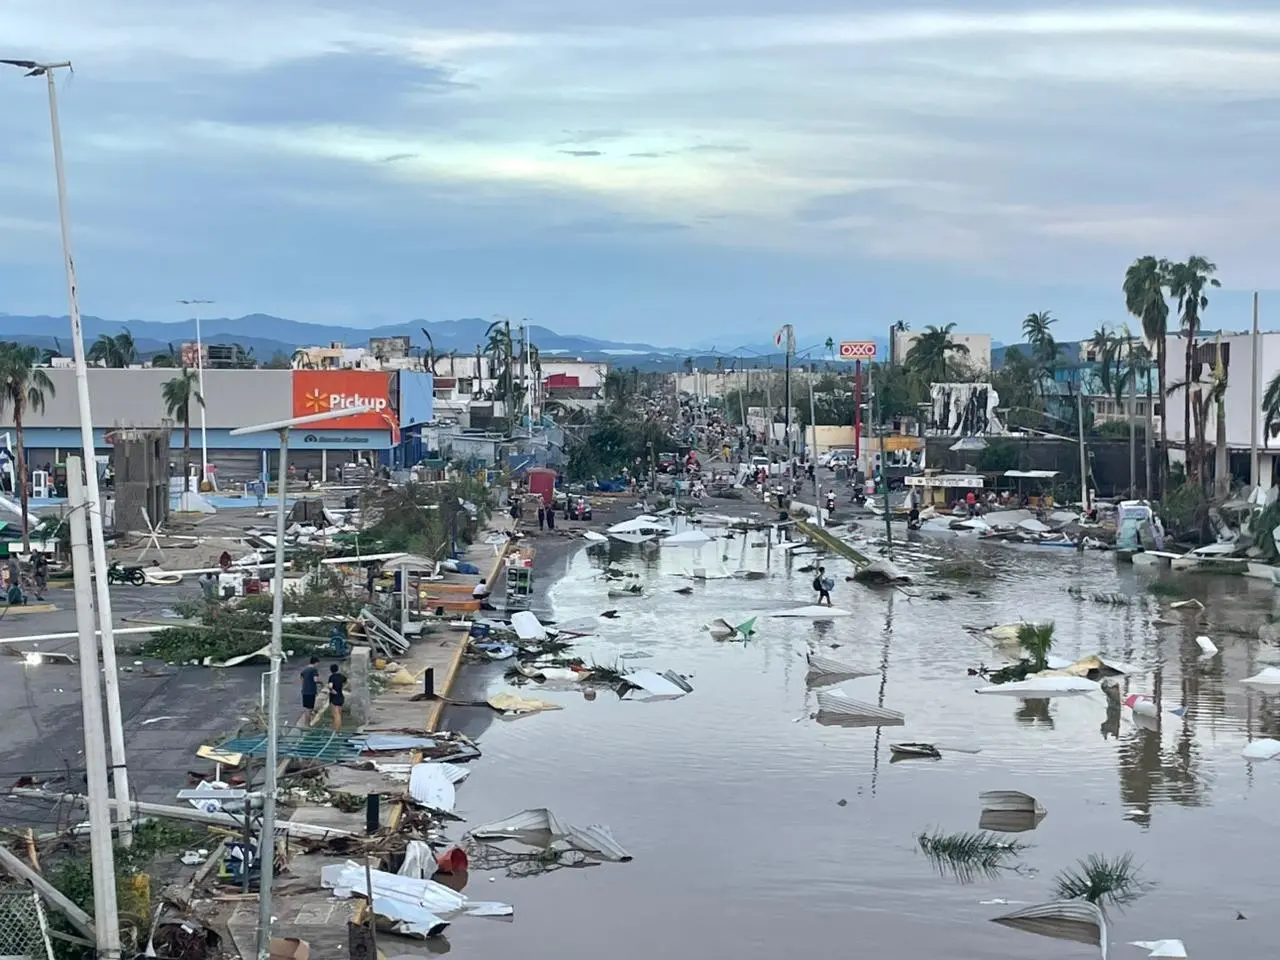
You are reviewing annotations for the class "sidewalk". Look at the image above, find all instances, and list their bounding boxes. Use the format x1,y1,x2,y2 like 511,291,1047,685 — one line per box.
220,517,512,957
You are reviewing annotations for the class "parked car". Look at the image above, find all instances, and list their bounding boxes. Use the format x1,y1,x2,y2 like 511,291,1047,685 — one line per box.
566,496,592,521
658,451,679,474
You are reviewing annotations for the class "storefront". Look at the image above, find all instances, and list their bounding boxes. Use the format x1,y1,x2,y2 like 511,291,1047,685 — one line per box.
7,368,433,484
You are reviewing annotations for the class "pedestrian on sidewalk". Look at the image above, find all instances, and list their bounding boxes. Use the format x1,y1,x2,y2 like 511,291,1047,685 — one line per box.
537,503,546,531
298,656,320,726
546,507,555,532
328,663,347,730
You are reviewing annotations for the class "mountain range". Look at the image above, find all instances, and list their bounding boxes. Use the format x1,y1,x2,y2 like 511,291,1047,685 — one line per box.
0,313,859,367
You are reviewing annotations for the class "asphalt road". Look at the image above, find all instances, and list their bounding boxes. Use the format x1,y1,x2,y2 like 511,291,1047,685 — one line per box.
0,581,274,829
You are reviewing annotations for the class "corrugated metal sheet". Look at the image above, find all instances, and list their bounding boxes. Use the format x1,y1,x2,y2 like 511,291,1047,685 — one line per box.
815,690,904,725
806,654,874,680
468,807,632,862
991,901,1107,958
409,763,457,812
216,729,366,762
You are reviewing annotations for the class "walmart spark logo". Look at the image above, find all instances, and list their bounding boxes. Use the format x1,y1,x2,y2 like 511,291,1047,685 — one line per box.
303,388,330,414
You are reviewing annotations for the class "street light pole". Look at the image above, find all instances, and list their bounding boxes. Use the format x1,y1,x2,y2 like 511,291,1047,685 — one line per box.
178,298,215,488
5,58,134,844
230,405,375,960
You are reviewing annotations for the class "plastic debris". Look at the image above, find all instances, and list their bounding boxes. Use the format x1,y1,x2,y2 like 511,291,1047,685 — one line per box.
1194,635,1218,656
706,616,757,640
975,676,1100,696
767,605,853,618
511,611,547,641
1130,941,1187,958
662,530,713,546
621,669,693,699
991,900,1107,958
1169,599,1204,610
518,664,582,682
1242,666,1280,688
1241,738,1280,761
488,691,563,716
581,530,608,542
321,860,512,939
816,689,904,725
467,807,632,861
1124,694,1186,720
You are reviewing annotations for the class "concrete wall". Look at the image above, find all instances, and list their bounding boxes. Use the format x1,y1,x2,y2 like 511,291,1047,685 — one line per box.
12,369,293,430
1163,332,1272,451
807,425,857,452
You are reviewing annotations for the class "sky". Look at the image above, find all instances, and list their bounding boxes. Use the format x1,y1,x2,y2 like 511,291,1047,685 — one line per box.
0,1,1278,349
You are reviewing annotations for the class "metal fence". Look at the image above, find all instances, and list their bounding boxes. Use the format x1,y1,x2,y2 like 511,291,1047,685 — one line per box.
0,889,54,960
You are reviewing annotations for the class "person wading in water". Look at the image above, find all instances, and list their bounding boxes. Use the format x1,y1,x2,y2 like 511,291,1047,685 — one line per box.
812,566,832,606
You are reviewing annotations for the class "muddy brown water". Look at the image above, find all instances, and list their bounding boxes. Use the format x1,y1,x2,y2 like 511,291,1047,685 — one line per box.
439,525,1279,958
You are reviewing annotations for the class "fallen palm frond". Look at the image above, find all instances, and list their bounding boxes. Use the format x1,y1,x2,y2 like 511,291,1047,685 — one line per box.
1017,621,1055,670
934,559,997,582
917,829,1026,882
583,660,626,684
1146,580,1187,599
1051,852,1150,908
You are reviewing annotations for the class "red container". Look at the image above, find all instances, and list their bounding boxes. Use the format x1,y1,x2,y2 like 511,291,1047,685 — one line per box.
526,467,557,507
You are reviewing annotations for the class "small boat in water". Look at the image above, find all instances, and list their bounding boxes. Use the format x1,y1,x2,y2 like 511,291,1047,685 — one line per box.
889,742,941,760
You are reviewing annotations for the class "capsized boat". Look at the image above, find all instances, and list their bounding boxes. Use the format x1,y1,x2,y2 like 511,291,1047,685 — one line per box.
888,742,941,760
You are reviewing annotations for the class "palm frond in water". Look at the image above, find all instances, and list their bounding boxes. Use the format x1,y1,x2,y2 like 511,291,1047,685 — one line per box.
916,829,1026,883
1051,852,1151,908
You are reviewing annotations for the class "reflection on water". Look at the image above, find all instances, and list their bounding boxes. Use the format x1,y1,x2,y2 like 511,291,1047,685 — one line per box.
440,526,1280,958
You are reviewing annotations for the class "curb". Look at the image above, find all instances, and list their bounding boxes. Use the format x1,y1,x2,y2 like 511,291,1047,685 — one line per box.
425,538,512,733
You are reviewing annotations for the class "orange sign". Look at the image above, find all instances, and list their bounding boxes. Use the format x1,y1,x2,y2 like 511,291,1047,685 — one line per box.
291,370,396,430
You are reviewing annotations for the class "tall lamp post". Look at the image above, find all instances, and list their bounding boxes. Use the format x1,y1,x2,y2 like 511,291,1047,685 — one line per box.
229,405,374,960
3,57,134,843
178,298,215,487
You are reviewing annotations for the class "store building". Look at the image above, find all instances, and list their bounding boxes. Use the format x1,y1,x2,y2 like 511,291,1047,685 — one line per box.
6,368,433,484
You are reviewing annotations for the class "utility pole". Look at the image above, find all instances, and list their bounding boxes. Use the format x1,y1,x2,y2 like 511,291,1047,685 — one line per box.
870,369,892,557
1128,337,1137,499
67,457,122,959
5,58,135,843
178,298,215,488
1076,385,1089,513
1251,291,1261,489
807,368,820,524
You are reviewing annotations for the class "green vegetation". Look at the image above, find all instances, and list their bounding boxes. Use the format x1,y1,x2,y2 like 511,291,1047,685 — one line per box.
48,820,210,958
355,477,492,555
1017,621,1055,671
917,829,1026,883
162,369,205,497
0,341,55,551
1051,852,1150,908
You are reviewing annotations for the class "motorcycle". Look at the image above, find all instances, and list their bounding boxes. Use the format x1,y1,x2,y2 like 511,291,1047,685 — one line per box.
107,561,146,586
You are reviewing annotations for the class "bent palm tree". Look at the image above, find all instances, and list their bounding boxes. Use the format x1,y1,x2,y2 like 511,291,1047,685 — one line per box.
1263,370,1280,448
162,369,204,496
0,343,55,550
905,323,969,383
88,328,138,367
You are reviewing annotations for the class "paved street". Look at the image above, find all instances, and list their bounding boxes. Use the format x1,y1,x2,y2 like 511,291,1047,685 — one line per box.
0,581,273,829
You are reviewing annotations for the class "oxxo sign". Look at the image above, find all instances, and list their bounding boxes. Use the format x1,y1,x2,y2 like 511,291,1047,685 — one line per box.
839,341,878,360
291,371,396,430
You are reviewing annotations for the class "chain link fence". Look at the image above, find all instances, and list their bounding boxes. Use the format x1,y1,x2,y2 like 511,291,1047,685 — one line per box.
0,889,53,960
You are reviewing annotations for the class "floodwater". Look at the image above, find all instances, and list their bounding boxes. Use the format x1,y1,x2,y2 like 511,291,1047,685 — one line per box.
439,522,1280,958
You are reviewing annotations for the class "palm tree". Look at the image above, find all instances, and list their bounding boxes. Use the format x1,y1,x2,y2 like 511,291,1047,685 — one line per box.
824,337,835,361
484,319,515,427
1262,370,1280,448
40,338,63,365
419,328,440,375
904,323,969,383
1166,256,1220,483
0,343,54,550
162,369,204,495
1022,311,1059,399
88,328,137,368
1124,255,1171,487
150,342,179,368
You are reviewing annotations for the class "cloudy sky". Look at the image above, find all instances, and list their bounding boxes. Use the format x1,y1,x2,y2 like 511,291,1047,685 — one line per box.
0,1,1277,348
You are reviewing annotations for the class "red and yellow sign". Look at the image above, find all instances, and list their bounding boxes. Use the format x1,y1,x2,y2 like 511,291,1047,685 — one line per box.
291,370,397,430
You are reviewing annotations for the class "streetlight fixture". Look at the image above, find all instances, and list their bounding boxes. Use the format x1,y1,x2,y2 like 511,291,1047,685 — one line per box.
229,404,374,960
178,298,215,486
2,58,134,847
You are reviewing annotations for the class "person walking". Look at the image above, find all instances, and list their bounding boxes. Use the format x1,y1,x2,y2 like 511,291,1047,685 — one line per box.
298,656,320,726
545,506,555,532
812,566,832,606
32,554,46,601
537,503,546,531
327,663,347,730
